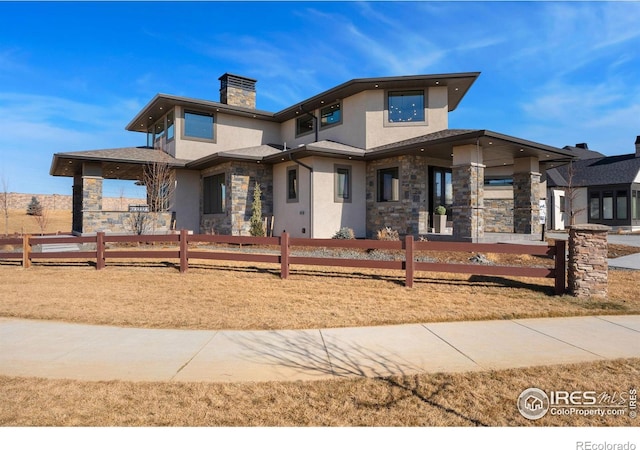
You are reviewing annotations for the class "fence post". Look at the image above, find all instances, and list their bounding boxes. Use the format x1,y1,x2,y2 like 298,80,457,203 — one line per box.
554,239,566,295
179,229,188,274
568,224,609,298
280,231,289,279
22,234,31,269
404,235,414,288
96,232,105,270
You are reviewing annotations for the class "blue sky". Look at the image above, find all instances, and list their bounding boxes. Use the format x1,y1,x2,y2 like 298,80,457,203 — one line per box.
1,1,639,198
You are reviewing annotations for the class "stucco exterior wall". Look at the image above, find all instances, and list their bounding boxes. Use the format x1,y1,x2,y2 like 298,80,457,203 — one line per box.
173,106,281,161
309,157,366,238
272,159,311,238
279,87,449,151
172,169,201,232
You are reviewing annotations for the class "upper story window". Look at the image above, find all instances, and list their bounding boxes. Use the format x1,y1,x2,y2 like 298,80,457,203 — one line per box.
185,111,215,141
296,115,314,137
388,90,425,123
166,110,174,141
320,102,341,128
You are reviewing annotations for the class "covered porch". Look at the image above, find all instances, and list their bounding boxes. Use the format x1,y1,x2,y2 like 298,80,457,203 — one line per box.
50,147,187,235
365,129,575,242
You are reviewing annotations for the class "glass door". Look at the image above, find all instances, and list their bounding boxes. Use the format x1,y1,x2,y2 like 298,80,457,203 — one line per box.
430,167,453,219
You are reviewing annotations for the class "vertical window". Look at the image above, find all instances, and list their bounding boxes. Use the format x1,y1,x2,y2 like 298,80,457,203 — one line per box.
153,119,165,147
185,111,214,140
295,116,314,136
377,167,399,202
203,173,225,214
589,192,600,220
559,195,566,213
287,166,298,202
603,191,614,220
616,190,628,220
334,165,351,202
166,110,174,141
388,90,425,123
633,191,640,220
320,102,341,128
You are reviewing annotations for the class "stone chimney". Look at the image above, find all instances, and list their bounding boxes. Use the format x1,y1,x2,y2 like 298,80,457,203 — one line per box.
636,135,640,157
219,73,257,109
575,143,589,149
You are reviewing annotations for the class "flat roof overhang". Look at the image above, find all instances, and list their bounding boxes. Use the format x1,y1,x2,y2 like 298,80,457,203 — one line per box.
125,94,277,133
50,147,187,180
366,129,576,169
275,72,480,122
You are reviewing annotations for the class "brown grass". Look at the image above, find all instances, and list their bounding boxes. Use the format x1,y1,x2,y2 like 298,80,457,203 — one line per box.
0,259,638,330
3,209,71,235
1,358,637,426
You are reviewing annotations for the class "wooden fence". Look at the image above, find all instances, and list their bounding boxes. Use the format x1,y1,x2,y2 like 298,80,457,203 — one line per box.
0,231,567,294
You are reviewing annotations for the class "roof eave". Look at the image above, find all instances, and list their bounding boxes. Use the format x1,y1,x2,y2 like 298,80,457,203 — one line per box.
274,72,481,122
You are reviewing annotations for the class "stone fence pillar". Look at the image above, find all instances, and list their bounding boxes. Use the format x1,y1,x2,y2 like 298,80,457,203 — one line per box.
568,224,609,298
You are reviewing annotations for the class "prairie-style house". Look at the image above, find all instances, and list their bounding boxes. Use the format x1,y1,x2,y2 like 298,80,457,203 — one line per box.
50,72,575,241
546,138,640,231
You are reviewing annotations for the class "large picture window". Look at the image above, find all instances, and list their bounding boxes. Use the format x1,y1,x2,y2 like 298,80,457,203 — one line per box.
388,90,425,123
203,173,225,214
377,167,399,202
185,111,214,140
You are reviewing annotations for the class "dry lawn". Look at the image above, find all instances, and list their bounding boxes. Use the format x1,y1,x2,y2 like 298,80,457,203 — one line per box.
3,209,71,235
1,358,637,426
0,259,638,330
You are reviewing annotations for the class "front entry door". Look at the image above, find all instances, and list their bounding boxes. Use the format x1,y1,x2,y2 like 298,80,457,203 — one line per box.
430,167,453,220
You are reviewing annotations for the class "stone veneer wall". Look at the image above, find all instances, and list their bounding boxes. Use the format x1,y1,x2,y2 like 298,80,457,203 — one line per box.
82,211,172,234
484,199,514,233
365,155,428,237
201,162,273,235
568,224,609,298
513,172,541,234
452,163,484,241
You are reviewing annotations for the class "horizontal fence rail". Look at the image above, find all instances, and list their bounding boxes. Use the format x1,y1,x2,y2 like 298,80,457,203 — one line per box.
0,231,567,294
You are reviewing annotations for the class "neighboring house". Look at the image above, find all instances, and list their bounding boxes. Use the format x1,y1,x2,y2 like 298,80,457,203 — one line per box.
50,72,575,241
546,138,640,231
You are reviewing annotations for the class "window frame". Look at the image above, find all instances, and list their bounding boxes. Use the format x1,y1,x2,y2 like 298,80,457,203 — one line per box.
377,166,400,203
334,164,352,203
183,110,216,142
320,102,342,129
203,172,226,215
295,115,315,137
385,89,427,126
286,166,299,203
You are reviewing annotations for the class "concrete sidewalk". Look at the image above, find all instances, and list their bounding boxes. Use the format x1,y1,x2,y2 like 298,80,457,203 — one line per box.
1,315,638,383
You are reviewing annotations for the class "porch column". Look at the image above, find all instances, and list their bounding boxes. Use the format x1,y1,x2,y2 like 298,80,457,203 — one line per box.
80,162,103,234
452,144,485,242
513,157,541,235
